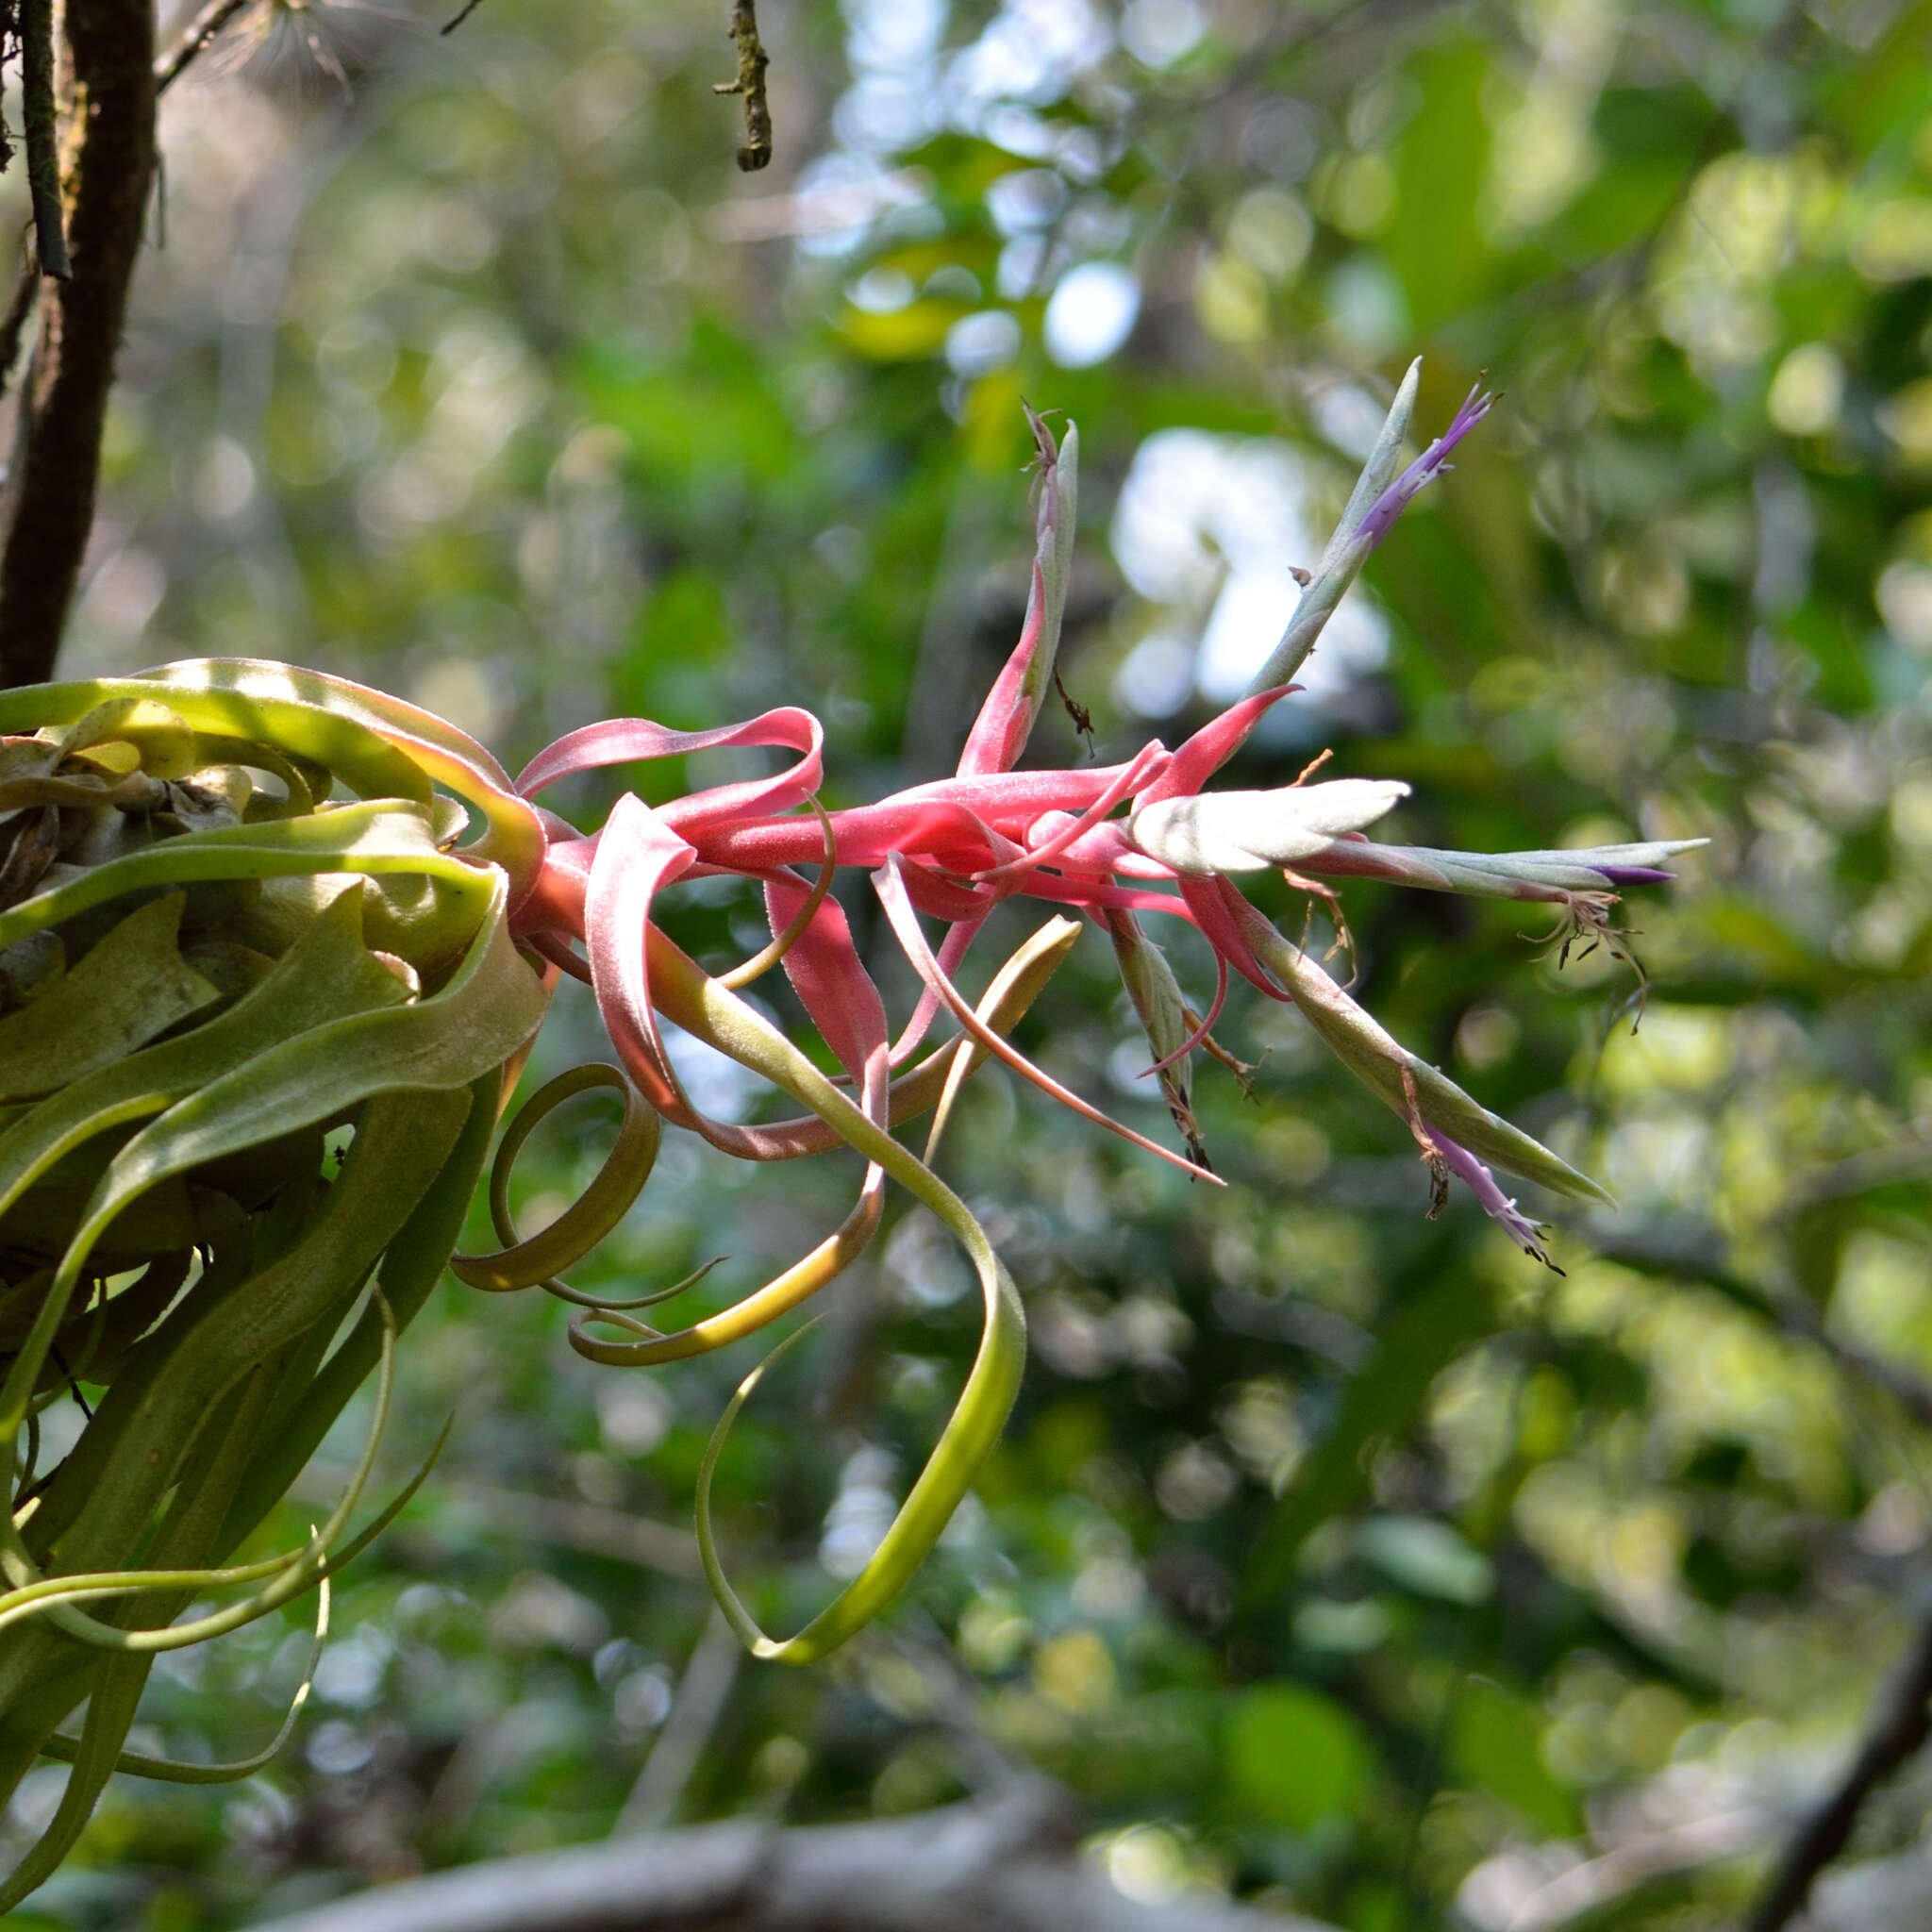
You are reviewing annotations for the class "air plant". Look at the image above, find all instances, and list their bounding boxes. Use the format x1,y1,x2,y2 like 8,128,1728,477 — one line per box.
0,363,1698,1905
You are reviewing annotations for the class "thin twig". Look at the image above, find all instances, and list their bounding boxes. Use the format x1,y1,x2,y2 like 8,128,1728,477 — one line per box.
1591,1224,1932,1430
613,1607,742,1834
440,0,486,36
1743,1608,1932,1932
1785,1139,1932,1215
21,0,71,279
291,1464,702,1576
877,1615,1034,1792
154,0,256,92
713,0,773,173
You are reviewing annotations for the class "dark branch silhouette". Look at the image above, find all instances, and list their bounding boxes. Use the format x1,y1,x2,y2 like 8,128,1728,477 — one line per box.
21,0,71,279
0,0,156,689
1744,1608,1932,1932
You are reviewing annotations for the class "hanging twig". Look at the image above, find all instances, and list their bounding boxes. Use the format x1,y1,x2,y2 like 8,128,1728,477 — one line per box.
1743,1608,1932,1932
154,0,257,92
21,0,71,280
0,0,158,689
714,0,773,173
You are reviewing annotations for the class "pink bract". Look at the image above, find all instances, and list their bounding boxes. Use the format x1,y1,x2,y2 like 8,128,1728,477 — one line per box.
490,392,1689,1270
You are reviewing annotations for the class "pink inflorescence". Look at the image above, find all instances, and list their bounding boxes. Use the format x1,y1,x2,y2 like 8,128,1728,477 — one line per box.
491,391,1693,1268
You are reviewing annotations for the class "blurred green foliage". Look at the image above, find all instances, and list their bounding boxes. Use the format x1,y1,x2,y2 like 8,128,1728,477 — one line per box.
9,0,1932,1926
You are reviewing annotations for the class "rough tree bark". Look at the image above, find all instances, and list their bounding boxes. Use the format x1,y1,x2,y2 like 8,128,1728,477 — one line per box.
0,0,156,690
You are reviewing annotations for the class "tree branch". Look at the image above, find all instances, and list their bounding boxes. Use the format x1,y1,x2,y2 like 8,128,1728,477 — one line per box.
154,0,258,94
0,0,156,689
1742,1608,1932,1932
295,1463,705,1578
1591,1222,1932,1429
20,0,71,279
0,236,42,404
613,1607,741,1832
714,0,773,173
250,1780,1343,1932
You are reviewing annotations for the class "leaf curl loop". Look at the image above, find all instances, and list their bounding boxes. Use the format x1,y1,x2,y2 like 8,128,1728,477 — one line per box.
453,1063,662,1295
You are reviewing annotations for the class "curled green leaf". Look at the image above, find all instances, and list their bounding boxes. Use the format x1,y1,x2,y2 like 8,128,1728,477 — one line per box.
454,1062,661,1293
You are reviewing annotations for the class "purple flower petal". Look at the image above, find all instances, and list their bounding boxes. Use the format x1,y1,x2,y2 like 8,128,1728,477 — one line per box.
1357,384,1495,550
1436,1130,1557,1269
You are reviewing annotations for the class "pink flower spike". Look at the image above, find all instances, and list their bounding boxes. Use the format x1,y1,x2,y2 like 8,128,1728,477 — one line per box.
1356,383,1495,550
1178,873,1293,1001
762,871,890,1082
973,740,1170,883
1134,686,1299,808
583,793,700,1117
584,808,848,1164
510,818,594,940
874,854,1222,1183
893,759,1149,825
758,878,894,1325
699,795,1024,875
527,928,594,986
517,707,824,832
957,408,1077,776
1143,952,1227,1078
887,912,990,1068
682,760,1145,870
892,859,1000,924
1010,873,1193,917
958,559,1047,778
1035,822,1172,880
879,854,1095,1064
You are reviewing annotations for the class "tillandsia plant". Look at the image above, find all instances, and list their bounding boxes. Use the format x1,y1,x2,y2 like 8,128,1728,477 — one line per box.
0,675,553,1907
0,363,1699,1907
